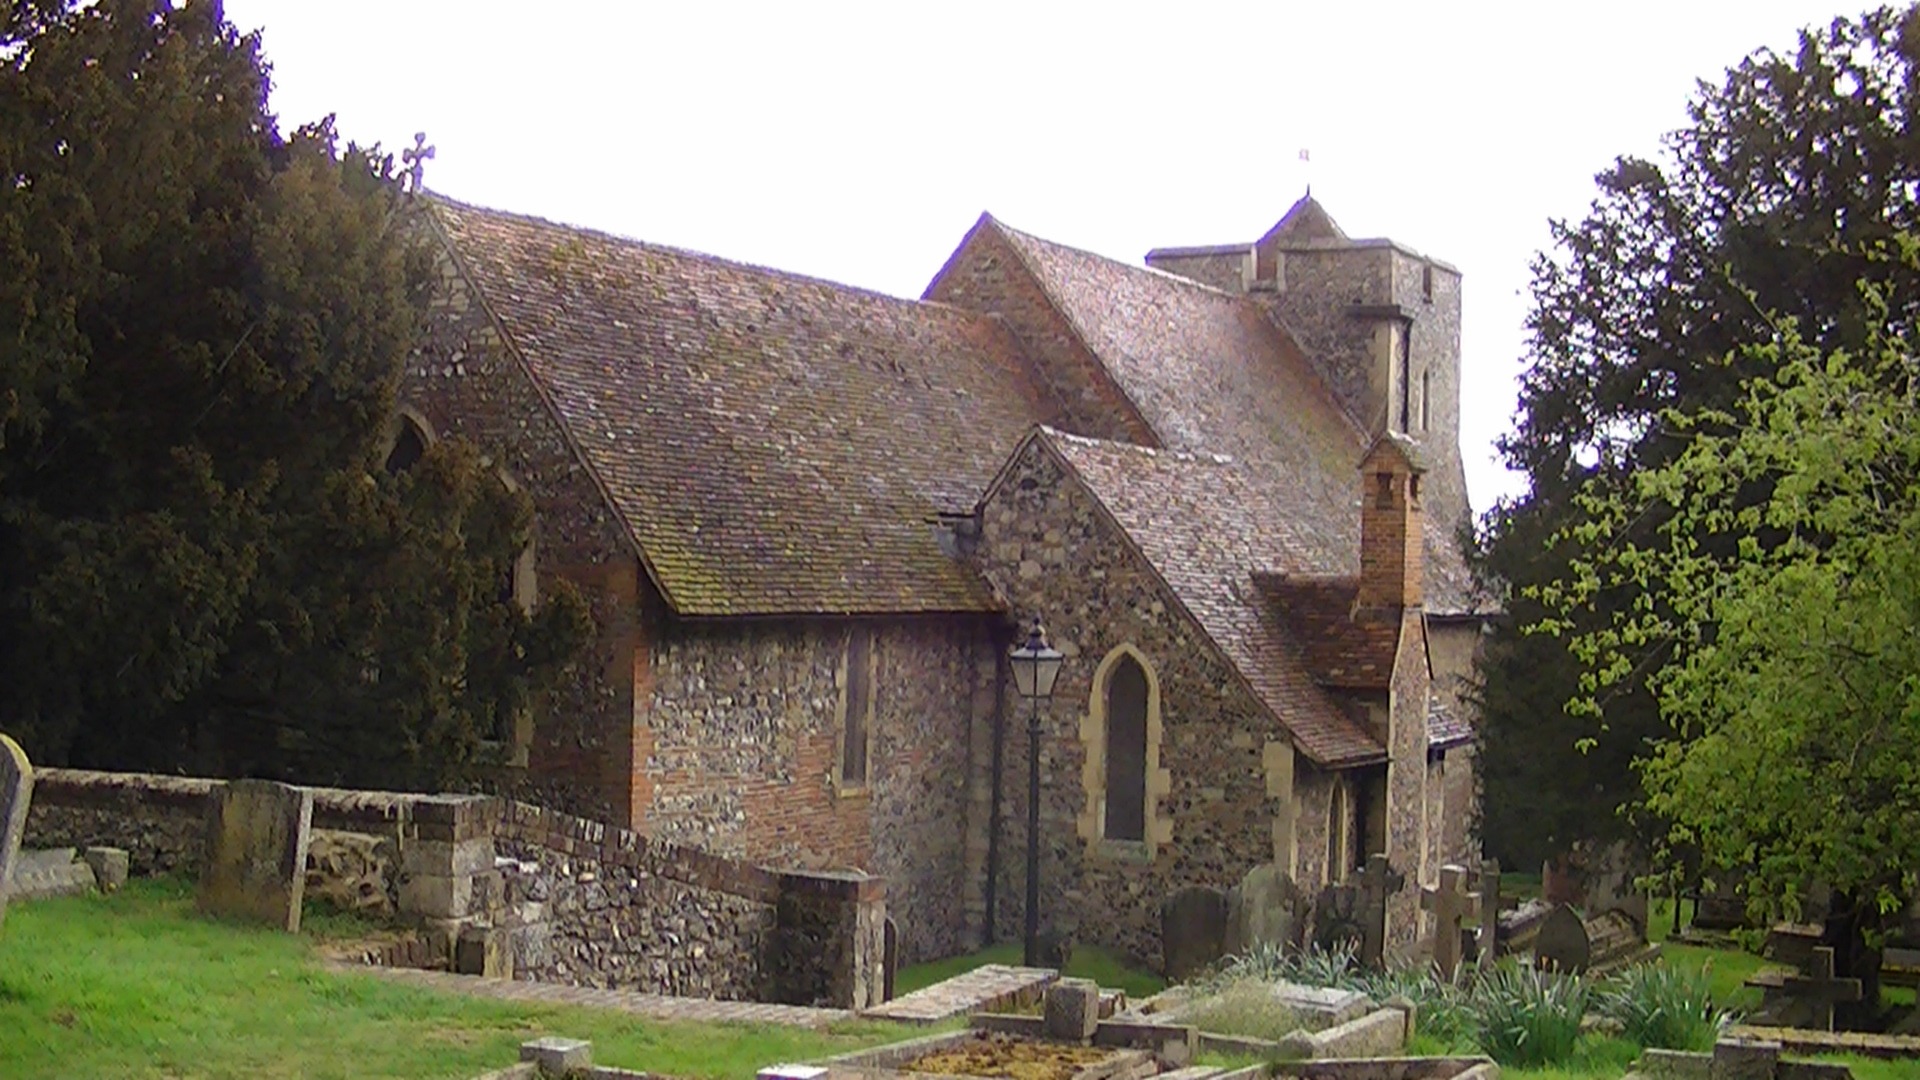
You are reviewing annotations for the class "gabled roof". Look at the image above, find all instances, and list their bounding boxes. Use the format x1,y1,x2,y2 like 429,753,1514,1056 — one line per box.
983,219,1482,615
1032,429,1384,767
428,197,1057,616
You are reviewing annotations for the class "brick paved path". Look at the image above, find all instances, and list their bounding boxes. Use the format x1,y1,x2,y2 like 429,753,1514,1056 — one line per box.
339,964,852,1029
861,963,1056,1024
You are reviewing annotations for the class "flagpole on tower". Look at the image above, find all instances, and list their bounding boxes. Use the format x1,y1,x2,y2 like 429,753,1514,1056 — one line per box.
1299,147,1312,198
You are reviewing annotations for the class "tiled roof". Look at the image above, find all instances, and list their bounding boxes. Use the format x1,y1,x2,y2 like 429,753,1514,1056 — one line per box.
990,220,1483,615
1042,430,1384,767
430,197,1056,616
1253,575,1400,690
1427,699,1474,750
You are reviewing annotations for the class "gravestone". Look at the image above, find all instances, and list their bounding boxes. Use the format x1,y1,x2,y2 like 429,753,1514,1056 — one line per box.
82,846,129,894
1476,859,1502,970
1693,869,1753,930
1781,946,1863,1032
1161,885,1229,981
1420,864,1477,980
1533,903,1592,973
198,779,314,932
1355,853,1405,969
1310,882,1366,957
0,734,34,928
882,916,899,1003
1224,862,1303,957
1581,843,1650,932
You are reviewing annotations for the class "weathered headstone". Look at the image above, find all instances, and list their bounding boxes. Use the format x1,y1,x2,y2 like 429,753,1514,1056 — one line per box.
1476,858,1501,970
1310,882,1366,956
1533,903,1592,974
1420,864,1478,980
1043,977,1101,1041
0,732,33,928
1782,946,1863,1032
82,846,129,894
1355,853,1405,969
1693,869,1753,931
8,847,97,900
198,778,314,932
1582,842,1650,932
882,916,899,1003
1224,862,1303,957
1161,885,1229,981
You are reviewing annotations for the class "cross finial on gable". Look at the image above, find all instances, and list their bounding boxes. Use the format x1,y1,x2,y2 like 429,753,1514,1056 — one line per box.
403,132,436,194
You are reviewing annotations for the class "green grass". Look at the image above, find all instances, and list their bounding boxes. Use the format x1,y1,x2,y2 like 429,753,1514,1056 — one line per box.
894,940,1165,1000
0,878,913,1079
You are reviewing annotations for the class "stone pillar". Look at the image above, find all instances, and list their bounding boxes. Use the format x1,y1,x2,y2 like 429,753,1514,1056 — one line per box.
396,795,498,955
770,869,887,1009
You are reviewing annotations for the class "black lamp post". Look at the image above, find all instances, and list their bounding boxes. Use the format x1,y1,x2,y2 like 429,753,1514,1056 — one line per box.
1008,620,1064,967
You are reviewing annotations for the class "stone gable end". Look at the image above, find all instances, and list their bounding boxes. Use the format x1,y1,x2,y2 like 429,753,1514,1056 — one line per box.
975,436,1334,966
405,213,645,826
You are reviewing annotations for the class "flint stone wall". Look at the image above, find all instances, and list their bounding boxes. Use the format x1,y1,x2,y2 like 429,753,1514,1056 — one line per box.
643,615,992,964
21,768,883,1007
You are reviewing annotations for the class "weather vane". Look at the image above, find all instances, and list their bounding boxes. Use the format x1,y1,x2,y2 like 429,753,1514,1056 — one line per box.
402,132,436,194
1299,147,1312,198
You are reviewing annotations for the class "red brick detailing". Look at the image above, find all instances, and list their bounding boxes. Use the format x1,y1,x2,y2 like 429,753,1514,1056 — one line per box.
1357,437,1424,611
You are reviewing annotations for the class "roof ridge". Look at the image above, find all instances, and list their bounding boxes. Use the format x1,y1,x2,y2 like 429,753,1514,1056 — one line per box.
992,218,1246,300
429,191,992,325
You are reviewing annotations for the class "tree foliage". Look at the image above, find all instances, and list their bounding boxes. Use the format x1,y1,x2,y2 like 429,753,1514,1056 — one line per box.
1540,270,1920,925
0,0,586,789
1475,6,1920,870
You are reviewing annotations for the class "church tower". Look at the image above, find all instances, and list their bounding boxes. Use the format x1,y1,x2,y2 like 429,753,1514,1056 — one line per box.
1146,195,1469,542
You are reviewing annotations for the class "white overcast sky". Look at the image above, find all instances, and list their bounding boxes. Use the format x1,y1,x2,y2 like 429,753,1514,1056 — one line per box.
222,1,1857,514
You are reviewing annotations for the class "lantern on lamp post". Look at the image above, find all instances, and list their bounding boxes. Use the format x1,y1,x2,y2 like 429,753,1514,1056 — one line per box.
1008,620,1064,967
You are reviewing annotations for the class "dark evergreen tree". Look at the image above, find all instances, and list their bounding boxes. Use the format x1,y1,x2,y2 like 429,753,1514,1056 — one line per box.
1476,6,1920,873
0,0,586,789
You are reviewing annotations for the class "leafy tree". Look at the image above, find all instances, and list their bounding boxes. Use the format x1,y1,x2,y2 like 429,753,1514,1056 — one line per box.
1475,6,1920,873
1540,266,1920,938
0,0,586,789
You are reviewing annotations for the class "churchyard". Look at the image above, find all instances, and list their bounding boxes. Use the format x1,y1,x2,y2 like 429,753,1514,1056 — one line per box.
2,737,1917,1080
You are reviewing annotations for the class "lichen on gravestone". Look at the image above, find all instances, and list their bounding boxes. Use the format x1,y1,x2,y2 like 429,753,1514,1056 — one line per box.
0,734,36,929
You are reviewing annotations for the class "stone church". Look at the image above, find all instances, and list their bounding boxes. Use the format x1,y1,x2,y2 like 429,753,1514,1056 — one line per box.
394,192,1492,969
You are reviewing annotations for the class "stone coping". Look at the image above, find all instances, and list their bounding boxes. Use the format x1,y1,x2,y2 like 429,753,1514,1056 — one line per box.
1729,1024,1920,1059
29,766,882,907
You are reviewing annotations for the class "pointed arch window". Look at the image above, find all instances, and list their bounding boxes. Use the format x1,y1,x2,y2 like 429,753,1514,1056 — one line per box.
384,413,432,474
1104,656,1149,842
1078,643,1167,857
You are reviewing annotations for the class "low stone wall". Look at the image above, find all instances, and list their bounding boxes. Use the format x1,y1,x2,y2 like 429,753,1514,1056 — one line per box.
21,768,885,1008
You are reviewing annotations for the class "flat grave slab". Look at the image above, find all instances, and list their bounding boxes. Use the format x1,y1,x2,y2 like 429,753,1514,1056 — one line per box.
861,963,1057,1024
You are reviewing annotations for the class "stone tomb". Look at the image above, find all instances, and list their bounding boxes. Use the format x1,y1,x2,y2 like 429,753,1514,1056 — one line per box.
198,778,314,932
0,732,32,927
1270,980,1372,1026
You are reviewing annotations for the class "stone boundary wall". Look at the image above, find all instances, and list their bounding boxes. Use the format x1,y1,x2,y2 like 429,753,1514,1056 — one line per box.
22,768,884,1008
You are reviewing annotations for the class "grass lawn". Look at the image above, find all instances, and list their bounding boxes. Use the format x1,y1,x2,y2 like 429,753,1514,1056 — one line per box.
895,941,1165,1000
0,878,912,1080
